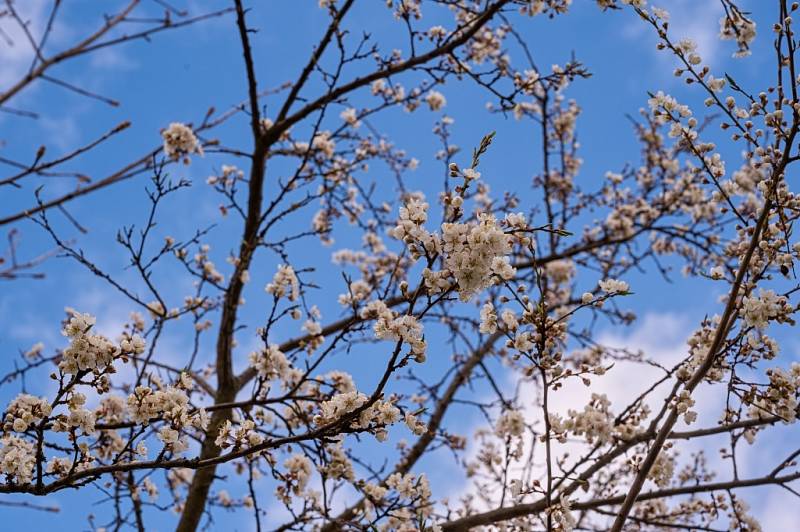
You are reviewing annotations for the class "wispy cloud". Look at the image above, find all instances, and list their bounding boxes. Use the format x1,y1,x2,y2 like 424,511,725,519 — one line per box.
623,0,727,70
439,312,795,527
439,313,693,511
0,0,47,89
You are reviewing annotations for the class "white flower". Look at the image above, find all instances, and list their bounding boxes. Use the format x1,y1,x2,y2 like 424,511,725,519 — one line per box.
647,91,692,122
4,394,52,432
551,492,576,531
248,344,291,381
62,311,96,337
303,319,322,337
513,331,534,352
461,168,480,180
217,490,232,507
126,384,206,452
441,213,514,301
370,304,427,362
158,426,180,445
404,412,427,435
741,289,785,329
0,435,36,483
501,309,519,330
428,25,447,39
479,302,497,334
546,259,575,284
340,107,360,128
598,278,629,294
46,456,73,477
425,90,446,111
338,279,372,306
54,392,96,435
311,131,336,158
161,122,202,161
284,453,313,493
59,312,123,374
719,12,756,58
266,264,300,301
143,477,158,500
120,334,146,355
496,410,525,438
675,390,697,424
23,342,44,360
562,394,614,444
386,472,431,502
652,7,670,21
216,419,263,449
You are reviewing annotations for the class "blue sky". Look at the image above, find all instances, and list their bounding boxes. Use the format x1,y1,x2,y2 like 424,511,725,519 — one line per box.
1,1,796,530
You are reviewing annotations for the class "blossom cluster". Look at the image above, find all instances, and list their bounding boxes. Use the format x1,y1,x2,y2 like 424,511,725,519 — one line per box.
128,383,209,453
248,344,292,382
312,390,401,441
60,310,144,375
3,394,51,433
719,11,757,58
748,364,800,423
440,213,515,301
266,264,300,302
1,312,154,484
215,419,264,450
161,122,203,162
495,409,525,438
0,435,36,484
361,300,427,362
550,393,615,444
740,289,790,329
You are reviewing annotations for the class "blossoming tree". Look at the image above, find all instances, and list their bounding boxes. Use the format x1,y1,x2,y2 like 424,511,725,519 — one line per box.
0,0,798,531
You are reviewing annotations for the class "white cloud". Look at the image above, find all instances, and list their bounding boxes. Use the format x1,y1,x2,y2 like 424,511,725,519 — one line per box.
0,0,47,89
439,313,693,511
757,485,800,529
0,0,75,91
89,46,138,71
439,312,793,527
623,0,726,69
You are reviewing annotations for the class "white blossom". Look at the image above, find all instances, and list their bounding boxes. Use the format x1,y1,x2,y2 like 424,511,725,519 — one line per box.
740,289,785,329
599,278,629,294
162,122,202,161
425,90,447,111
266,264,300,301
479,302,497,334
0,436,36,484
